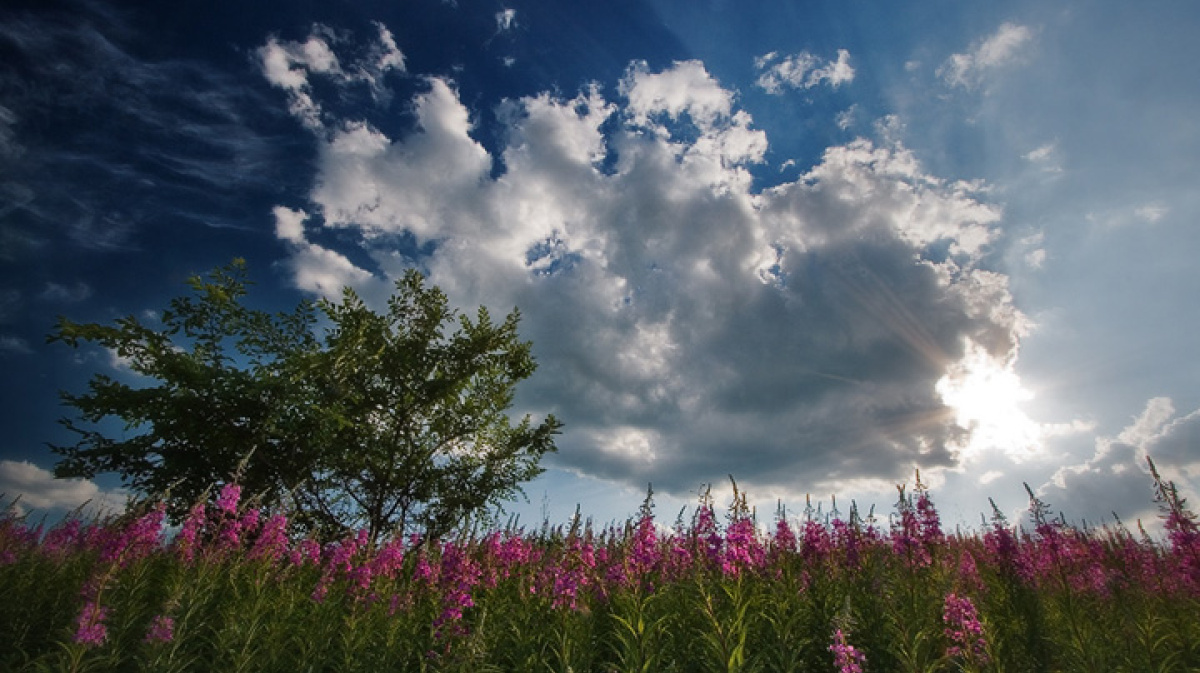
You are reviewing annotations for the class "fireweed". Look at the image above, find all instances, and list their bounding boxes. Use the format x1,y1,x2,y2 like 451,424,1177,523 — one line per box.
0,468,1198,672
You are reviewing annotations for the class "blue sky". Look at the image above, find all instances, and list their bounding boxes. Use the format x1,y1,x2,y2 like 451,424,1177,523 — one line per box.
2,0,1198,531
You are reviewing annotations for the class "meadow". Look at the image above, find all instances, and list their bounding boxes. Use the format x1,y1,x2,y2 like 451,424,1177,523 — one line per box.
2,467,1198,672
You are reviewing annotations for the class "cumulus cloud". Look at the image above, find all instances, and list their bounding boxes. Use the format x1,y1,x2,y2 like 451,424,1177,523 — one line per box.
0,460,126,517
258,23,405,130
1039,397,1200,529
262,37,1038,503
939,23,1034,89
755,49,854,94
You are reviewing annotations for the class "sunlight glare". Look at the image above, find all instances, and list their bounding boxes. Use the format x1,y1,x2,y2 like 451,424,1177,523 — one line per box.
936,340,1042,461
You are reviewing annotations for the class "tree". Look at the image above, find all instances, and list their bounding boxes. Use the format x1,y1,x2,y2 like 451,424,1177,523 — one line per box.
49,259,560,543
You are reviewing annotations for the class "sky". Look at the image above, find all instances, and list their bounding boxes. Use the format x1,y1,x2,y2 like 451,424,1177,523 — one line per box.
2,0,1199,533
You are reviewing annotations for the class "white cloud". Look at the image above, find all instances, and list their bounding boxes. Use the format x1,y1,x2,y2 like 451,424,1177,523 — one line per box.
258,23,405,131
265,50,1045,505
754,49,855,94
1135,203,1168,223
271,206,379,299
835,105,857,130
496,9,517,32
1039,397,1200,530
621,60,734,130
273,205,307,244
939,23,1034,89
0,460,126,517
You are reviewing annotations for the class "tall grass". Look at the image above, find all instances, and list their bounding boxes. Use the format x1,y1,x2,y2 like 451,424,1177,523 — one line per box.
2,465,1198,672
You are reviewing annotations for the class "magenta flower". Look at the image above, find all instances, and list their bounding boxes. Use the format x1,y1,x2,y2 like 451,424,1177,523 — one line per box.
144,614,175,644
829,628,866,673
216,483,242,515
101,502,166,565
73,600,109,647
943,592,988,663
772,515,797,555
801,518,831,560
175,501,207,563
721,517,765,577
249,513,290,563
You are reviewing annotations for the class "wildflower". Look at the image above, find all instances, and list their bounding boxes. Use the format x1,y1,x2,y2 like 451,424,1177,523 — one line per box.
248,513,290,564
175,501,207,563
829,628,866,673
721,517,765,577
101,502,166,565
772,515,797,555
801,518,831,560
943,592,988,663
631,515,660,571
144,614,175,644
42,518,85,557
73,600,109,647
216,483,242,516
693,501,722,565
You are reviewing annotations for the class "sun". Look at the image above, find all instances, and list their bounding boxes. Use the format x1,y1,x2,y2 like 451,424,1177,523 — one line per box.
936,340,1042,461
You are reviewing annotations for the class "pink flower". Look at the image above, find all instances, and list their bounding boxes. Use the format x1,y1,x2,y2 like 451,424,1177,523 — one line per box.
721,517,765,577
943,592,988,663
175,502,207,563
102,503,166,565
249,513,290,563
772,516,797,555
829,628,866,673
73,600,109,647
216,483,242,515
144,614,175,644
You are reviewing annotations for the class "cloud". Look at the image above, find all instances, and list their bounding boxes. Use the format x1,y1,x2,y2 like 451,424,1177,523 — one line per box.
0,335,33,355
496,9,517,32
271,206,380,299
1135,203,1168,223
0,460,126,517
1038,397,1200,529
1023,142,1062,174
40,281,93,303
0,104,22,160
258,23,405,130
939,23,1034,89
0,5,291,244
755,49,854,94
264,42,1037,503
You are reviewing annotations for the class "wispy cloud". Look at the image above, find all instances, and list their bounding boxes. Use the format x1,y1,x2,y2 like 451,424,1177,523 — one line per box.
754,49,854,94
939,23,1034,89
39,281,92,303
0,4,290,246
0,335,33,355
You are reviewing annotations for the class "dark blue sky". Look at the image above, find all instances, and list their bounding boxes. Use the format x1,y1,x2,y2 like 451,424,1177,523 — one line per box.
3,0,1199,530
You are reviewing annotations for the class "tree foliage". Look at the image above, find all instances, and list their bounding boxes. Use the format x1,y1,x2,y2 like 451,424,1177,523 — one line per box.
49,259,560,543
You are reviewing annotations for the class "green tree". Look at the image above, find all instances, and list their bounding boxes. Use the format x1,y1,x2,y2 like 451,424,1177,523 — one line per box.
49,259,560,543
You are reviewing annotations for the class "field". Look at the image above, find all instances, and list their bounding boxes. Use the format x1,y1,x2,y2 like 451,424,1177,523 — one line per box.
2,471,1198,672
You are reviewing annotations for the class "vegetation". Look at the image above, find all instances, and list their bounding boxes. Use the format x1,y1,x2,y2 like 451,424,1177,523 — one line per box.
48,260,560,543
1,462,1198,672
